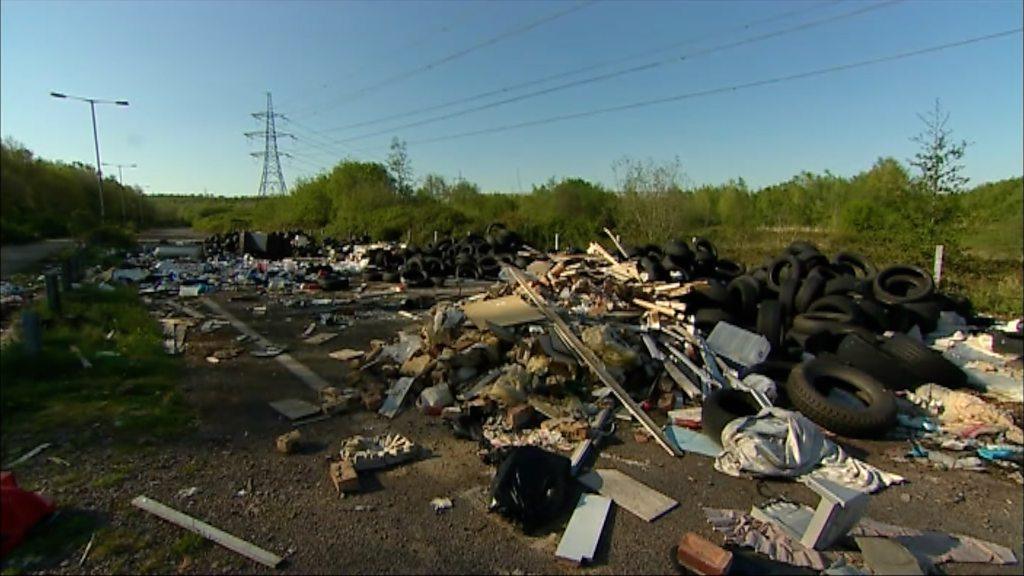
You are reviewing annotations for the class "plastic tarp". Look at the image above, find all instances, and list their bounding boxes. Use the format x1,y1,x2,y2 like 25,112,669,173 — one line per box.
714,407,903,494
1,472,55,557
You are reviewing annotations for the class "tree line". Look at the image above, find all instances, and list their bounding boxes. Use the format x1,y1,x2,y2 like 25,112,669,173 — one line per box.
0,138,160,243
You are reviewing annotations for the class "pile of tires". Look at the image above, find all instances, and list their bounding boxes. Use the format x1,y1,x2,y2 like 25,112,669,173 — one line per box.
678,239,970,439
364,223,532,287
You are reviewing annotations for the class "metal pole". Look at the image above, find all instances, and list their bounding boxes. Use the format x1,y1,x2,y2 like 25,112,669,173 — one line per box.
89,100,105,221
117,165,126,224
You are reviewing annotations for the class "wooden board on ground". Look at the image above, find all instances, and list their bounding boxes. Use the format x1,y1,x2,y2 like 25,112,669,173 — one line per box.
462,295,544,330
378,376,414,418
131,495,282,568
269,398,322,421
577,468,678,522
328,349,365,362
303,332,338,345
554,493,612,565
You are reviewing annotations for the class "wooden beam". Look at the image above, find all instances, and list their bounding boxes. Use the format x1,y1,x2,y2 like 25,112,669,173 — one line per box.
506,266,681,457
131,496,282,568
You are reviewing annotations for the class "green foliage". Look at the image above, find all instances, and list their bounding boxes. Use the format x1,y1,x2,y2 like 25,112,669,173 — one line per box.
0,286,193,454
0,139,158,243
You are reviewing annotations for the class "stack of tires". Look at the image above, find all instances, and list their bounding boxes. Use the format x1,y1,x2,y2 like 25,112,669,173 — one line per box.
681,240,970,439
363,224,530,287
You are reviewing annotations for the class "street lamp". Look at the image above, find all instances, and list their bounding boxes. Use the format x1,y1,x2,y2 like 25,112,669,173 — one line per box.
102,162,137,224
50,91,129,222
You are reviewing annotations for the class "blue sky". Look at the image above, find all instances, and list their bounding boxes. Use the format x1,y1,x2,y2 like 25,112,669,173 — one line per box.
1,0,1021,196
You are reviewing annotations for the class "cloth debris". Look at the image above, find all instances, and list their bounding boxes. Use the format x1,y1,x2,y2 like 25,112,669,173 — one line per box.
715,407,903,493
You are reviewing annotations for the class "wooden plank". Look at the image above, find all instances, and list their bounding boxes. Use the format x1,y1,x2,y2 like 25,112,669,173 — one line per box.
131,495,282,568
663,360,702,400
505,266,681,457
577,468,678,522
462,295,544,330
268,398,322,421
554,493,612,565
570,406,614,477
632,298,680,318
378,376,414,418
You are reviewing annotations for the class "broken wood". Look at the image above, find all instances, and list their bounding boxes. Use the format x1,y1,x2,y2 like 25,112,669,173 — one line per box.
555,493,611,565
570,406,614,477
505,266,681,457
131,495,282,568
577,468,678,522
462,294,544,330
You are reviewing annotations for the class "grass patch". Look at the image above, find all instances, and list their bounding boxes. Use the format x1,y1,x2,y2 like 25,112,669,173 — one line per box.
170,532,210,557
0,285,193,458
0,510,99,574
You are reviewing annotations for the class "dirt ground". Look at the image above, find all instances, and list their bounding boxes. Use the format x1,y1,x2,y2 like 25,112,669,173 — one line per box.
6,285,1024,575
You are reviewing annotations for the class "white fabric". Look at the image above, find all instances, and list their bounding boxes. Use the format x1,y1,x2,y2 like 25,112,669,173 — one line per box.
714,407,904,493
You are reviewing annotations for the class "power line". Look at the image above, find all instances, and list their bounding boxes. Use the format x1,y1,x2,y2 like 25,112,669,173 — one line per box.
310,0,841,134
401,28,1022,146
326,0,901,145
290,0,598,117
277,3,488,114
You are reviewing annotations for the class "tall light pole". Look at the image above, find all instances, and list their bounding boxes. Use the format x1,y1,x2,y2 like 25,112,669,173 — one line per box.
50,92,129,222
102,162,137,224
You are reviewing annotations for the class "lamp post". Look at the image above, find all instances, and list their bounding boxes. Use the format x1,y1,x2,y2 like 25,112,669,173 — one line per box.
50,92,129,222
102,162,137,224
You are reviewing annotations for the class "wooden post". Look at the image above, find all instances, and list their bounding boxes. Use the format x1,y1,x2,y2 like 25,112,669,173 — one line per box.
555,233,560,253
21,310,41,356
44,272,61,314
933,244,944,286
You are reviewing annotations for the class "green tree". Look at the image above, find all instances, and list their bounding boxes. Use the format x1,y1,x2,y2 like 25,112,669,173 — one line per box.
909,99,970,195
386,137,413,197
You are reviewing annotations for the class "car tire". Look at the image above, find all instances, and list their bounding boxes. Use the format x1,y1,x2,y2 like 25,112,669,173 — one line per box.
785,358,898,437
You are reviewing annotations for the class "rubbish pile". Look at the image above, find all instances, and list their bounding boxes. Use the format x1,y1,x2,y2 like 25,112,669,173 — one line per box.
79,228,1022,572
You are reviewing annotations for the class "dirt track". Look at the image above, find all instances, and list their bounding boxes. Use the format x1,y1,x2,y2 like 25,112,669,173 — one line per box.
9,287,1024,575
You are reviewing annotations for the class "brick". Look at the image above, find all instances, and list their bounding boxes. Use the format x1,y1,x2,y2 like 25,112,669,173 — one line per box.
275,430,301,454
676,532,732,576
505,404,534,430
329,459,360,494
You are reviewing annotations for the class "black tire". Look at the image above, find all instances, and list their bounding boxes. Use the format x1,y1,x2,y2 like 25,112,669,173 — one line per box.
692,237,717,260
779,275,801,321
693,249,716,275
855,298,891,332
785,358,897,437
873,265,935,304
713,259,745,280
694,308,736,331
794,269,828,313
901,299,942,334
766,255,802,293
756,300,784,350
382,271,401,283
660,253,682,272
640,256,668,281
824,275,871,297
832,252,877,280
807,295,863,325
835,333,921,391
879,333,967,388
792,311,859,334
365,270,383,282
691,279,732,308
727,275,761,320
664,239,692,260
702,388,762,444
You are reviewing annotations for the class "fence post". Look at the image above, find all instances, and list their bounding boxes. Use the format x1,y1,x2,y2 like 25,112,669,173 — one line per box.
554,233,560,253
933,244,944,286
44,272,61,314
21,310,42,356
